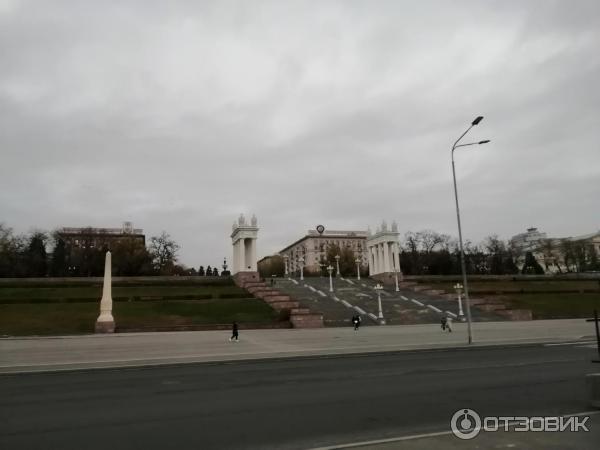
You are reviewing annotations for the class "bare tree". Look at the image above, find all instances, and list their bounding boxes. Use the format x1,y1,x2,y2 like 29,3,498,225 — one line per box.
149,231,180,275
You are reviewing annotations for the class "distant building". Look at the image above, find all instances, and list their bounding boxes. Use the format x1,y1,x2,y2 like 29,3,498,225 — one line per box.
57,222,145,250
510,227,547,253
510,227,600,273
279,229,369,273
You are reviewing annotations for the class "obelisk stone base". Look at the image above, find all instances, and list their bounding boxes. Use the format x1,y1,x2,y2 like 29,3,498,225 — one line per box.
95,320,115,333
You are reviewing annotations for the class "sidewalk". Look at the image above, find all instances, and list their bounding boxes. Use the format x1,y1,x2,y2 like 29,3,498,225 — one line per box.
0,319,594,374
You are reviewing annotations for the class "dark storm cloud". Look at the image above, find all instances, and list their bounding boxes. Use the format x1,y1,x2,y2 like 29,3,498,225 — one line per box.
1,0,598,266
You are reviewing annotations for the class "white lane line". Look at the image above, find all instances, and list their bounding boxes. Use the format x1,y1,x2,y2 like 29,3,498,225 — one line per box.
400,295,408,301
445,311,458,318
544,340,597,347
290,279,298,285
361,283,367,288
316,290,327,297
345,279,354,285
307,285,317,292
353,306,367,315
411,299,424,306
427,304,443,313
340,300,353,308
332,296,341,302
308,411,600,450
367,313,378,321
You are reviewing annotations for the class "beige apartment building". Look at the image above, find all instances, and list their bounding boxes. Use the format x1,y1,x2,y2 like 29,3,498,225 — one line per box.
279,229,369,274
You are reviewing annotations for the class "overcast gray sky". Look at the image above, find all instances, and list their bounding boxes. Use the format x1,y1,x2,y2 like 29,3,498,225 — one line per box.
1,0,599,267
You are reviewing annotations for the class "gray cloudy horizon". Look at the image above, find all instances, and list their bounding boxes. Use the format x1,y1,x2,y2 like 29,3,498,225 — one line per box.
1,0,599,268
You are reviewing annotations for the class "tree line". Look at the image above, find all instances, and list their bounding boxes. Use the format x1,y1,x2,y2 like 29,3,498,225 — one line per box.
0,224,228,277
2,223,597,278
262,230,599,278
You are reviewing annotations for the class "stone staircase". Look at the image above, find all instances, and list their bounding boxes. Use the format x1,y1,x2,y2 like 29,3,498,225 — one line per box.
239,279,323,328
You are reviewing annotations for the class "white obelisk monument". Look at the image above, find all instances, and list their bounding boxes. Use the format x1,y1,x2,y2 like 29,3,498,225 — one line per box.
95,251,115,333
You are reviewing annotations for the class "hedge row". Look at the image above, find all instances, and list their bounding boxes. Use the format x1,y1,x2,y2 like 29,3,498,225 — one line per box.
0,295,256,304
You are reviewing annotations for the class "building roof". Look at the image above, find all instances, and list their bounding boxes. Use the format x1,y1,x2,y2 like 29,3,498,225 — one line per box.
279,229,367,253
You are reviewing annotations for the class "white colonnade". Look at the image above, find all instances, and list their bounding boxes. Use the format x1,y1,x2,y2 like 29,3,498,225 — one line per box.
367,220,402,276
231,214,259,274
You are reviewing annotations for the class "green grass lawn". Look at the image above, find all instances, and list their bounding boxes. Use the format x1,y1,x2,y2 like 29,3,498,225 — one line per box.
0,285,249,302
0,303,98,335
115,298,278,328
0,298,279,336
502,293,600,319
432,280,600,294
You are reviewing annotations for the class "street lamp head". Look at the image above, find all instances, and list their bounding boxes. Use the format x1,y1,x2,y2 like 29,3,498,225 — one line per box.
478,140,490,144
471,116,484,126
327,265,333,273
335,255,340,261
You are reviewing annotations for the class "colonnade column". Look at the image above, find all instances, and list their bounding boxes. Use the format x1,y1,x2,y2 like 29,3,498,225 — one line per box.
383,242,390,273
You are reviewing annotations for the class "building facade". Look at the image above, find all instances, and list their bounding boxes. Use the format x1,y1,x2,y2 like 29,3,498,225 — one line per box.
279,229,369,274
57,222,145,250
510,227,600,273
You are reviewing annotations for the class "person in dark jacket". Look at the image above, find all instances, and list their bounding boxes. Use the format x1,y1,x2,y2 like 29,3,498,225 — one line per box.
230,321,239,341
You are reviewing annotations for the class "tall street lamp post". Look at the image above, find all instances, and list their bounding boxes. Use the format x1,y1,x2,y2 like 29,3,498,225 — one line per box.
454,282,465,321
327,265,334,292
374,283,385,324
394,267,400,292
452,115,490,344
355,258,361,280
299,257,304,281
283,255,289,277
335,255,341,277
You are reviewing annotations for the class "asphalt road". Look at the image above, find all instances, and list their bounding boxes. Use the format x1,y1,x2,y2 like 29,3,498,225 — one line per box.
1,343,597,450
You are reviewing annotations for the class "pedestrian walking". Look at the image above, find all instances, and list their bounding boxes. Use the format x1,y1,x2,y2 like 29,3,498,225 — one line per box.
352,314,361,331
446,315,453,332
440,316,447,331
230,321,239,342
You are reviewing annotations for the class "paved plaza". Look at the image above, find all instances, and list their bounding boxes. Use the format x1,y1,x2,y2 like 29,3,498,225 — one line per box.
0,318,594,374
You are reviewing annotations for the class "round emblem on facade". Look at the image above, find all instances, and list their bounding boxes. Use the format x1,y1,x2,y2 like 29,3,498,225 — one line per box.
316,225,325,235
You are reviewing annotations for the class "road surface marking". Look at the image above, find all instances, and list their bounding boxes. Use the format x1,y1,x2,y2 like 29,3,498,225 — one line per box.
306,285,316,292
400,295,408,300
290,279,298,285
544,340,597,347
332,296,340,302
411,299,424,306
345,279,354,285
316,290,327,297
308,411,600,450
445,311,458,318
367,313,378,321
341,300,352,308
